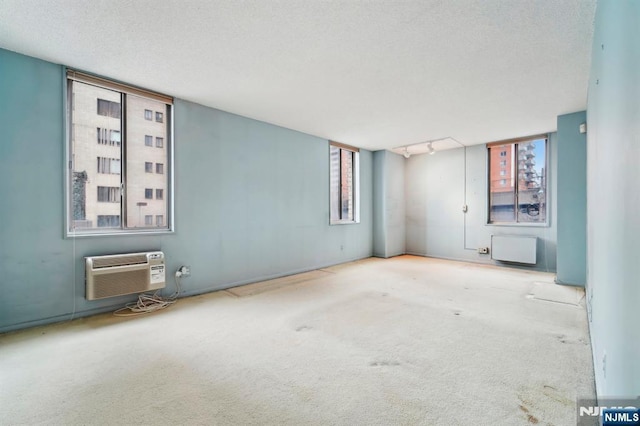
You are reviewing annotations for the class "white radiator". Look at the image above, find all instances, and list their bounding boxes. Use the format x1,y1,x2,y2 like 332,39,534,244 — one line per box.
491,235,537,265
85,251,165,300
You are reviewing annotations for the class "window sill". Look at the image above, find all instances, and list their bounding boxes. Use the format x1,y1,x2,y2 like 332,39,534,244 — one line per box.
330,220,360,226
487,222,549,228
66,228,174,238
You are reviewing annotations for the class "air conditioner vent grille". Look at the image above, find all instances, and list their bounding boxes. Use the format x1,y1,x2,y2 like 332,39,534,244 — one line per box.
92,254,148,269
93,270,149,299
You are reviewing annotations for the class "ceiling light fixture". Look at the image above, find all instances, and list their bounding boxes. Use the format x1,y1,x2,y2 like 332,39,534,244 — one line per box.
427,142,435,155
403,147,411,159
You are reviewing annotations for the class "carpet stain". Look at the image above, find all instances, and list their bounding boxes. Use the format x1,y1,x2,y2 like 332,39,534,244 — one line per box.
541,385,573,406
370,360,400,367
527,414,540,423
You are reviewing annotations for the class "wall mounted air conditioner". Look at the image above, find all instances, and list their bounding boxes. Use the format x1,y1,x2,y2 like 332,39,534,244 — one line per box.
85,251,165,300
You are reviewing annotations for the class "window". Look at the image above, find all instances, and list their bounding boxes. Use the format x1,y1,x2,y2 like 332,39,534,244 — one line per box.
144,215,153,226
156,215,163,226
67,70,173,235
97,99,121,118
156,111,163,123
97,128,121,146
97,157,121,174
97,215,120,228
97,186,120,203
156,189,163,200
488,136,548,224
329,142,359,224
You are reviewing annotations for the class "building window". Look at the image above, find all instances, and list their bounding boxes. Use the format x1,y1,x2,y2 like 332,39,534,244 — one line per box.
97,186,120,203
156,137,163,148
156,215,163,226
97,99,121,118
97,128,121,146
156,111,163,123
500,160,507,167
329,142,359,224
97,157,121,174
97,215,120,228
156,189,163,200
144,215,153,226
67,70,173,235
488,136,548,224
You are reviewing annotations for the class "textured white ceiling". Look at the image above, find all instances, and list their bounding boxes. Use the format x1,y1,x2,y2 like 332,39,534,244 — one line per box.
0,0,595,151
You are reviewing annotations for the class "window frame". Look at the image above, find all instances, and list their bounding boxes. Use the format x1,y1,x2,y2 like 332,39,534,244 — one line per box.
486,134,549,227
65,69,175,237
329,141,360,225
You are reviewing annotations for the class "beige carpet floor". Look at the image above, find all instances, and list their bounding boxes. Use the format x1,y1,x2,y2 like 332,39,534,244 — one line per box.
0,255,595,425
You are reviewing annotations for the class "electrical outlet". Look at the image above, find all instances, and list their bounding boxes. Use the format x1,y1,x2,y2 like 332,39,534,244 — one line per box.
179,265,191,277
477,247,490,254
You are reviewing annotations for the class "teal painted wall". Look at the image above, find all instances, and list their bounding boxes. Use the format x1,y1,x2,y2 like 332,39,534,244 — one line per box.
372,150,405,258
405,140,558,272
556,111,587,286
586,0,640,398
0,48,373,332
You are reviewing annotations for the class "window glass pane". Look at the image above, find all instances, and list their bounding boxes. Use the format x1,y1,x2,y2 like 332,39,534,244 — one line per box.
340,149,354,221
71,82,122,231
329,145,340,221
126,96,168,228
489,144,515,222
516,138,546,223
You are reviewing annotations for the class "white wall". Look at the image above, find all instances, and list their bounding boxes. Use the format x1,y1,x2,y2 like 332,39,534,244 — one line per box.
586,0,640,397
373,150,406,258
405,141,557,272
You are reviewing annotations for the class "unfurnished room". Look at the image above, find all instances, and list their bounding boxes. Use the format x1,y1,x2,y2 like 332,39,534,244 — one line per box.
0,1,638,425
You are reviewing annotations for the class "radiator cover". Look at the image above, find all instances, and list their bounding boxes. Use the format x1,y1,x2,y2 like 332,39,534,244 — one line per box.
491,235,537,265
